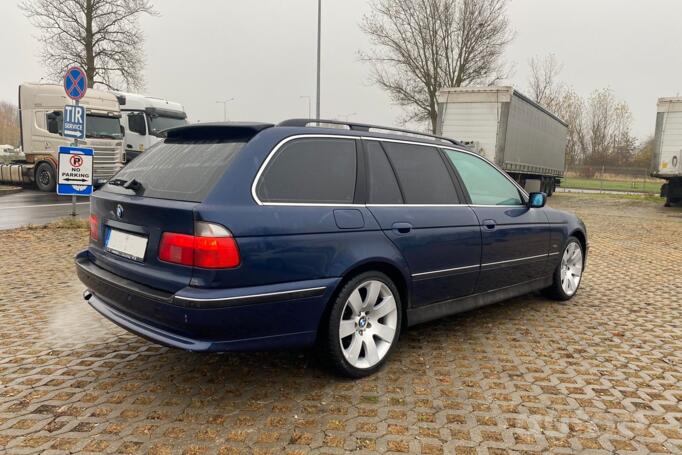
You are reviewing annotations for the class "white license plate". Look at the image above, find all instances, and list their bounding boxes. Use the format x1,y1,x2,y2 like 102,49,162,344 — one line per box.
105,228,148,262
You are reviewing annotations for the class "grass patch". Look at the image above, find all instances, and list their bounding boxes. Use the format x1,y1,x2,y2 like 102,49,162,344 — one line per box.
26,216,89,230
555,191,665,205
562,177,661,193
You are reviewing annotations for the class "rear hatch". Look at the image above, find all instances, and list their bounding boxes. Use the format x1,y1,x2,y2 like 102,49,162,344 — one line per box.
88,132,253,293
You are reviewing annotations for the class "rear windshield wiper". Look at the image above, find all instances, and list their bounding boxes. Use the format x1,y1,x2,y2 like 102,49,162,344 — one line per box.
123,178,144,193
107,178,144,194
108,178,127,187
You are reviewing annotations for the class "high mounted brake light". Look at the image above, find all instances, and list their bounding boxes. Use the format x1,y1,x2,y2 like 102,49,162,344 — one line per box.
159,222,240,269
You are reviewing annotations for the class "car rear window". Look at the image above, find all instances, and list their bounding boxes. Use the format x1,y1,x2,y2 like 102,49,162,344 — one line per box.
104,139,245,202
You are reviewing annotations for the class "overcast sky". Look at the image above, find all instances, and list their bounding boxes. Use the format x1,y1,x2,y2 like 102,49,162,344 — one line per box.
2,0,682,139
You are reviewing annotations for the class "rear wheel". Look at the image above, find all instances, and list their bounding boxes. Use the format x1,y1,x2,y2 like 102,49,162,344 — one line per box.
543,237,584,301
321,272,401,378
35,162,56,192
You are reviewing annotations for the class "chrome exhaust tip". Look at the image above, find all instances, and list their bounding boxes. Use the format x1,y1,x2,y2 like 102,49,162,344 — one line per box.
83,290,93,301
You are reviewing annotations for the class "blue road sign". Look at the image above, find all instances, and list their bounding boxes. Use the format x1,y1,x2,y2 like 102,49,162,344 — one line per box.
64,67,88,101
63,104,86,140
57,146,93,196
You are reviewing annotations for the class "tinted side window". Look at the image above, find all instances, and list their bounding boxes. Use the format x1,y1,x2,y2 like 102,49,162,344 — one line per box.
366,141,403,204
46,111,63,135
444,150,524,205
127,112,147,135
257,138,357,204
382,142,459,204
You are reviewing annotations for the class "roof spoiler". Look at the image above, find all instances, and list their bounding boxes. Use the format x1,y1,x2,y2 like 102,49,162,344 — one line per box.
164,122,274,141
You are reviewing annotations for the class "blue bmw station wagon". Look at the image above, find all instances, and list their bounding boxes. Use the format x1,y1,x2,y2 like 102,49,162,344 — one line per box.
76,120,588,377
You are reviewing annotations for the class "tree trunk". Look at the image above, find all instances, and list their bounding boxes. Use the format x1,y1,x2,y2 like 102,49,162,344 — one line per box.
430,109,438,135
84,0,95,88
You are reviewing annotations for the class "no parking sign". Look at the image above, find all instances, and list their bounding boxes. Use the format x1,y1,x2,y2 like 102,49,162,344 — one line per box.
57,146,93,196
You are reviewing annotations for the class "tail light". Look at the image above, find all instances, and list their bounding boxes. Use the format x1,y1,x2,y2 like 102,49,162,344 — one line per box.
159,222,240,269
89,214,99,241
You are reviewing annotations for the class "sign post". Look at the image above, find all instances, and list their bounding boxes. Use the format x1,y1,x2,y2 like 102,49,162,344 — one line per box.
62,66,90,216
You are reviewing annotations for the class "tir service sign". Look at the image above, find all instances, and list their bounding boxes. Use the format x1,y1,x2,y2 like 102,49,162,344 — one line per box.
63,104,86,140
57,146,93,196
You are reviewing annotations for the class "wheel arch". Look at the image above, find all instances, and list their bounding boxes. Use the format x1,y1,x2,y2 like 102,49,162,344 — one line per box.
34,158,57,174
570,229,587,254
315,259,411,343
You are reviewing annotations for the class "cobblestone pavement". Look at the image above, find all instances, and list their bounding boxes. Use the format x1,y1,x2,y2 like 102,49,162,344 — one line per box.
1,194,682,454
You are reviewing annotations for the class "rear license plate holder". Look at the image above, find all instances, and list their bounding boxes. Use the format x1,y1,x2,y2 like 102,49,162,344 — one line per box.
105,228,148,262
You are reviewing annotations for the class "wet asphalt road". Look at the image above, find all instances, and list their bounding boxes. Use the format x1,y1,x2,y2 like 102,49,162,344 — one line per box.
0,189,89,230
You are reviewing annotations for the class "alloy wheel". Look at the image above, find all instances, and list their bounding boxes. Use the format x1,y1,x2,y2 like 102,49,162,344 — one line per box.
339,280,398,369
560,242,583,296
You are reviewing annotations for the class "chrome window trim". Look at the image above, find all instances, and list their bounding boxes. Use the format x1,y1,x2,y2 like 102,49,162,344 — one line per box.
174,286,328,303
252,133,529,207
367,204,468,208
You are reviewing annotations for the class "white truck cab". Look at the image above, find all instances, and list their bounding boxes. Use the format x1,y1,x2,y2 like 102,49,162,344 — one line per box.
0,83,124,191
114,92,188,162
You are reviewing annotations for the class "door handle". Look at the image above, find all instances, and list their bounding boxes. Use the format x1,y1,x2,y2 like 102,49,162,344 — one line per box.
482,219,496,230
392,222,413,234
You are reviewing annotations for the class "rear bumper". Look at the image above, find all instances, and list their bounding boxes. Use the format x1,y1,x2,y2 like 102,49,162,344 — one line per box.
75,250,339,352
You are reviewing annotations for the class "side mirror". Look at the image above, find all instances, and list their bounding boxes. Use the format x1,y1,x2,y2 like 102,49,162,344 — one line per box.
528,192,546,208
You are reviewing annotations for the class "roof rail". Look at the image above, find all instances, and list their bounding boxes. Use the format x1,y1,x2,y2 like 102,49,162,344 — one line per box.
277,118,461,146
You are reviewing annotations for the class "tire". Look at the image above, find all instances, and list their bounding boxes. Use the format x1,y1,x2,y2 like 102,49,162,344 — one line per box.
320,271,402,378
35,162,56,192
543,236,584,301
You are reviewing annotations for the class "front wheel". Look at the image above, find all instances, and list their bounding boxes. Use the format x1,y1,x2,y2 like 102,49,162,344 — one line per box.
543,237,584,301
35,162,56,192
321,272,402,378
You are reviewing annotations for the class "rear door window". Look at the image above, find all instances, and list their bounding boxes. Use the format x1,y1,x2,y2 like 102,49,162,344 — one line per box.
104,140,245,202
365,141,403,204
257,137,357,204
382,142,460,204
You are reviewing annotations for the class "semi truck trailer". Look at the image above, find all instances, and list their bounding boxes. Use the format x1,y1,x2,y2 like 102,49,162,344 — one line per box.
113,91,188,162
437,86,568,195
651,97,682,207
0,83,124,192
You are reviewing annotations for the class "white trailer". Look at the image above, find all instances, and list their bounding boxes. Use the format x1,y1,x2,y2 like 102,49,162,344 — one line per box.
651,97,682,206
114,92,188,162
437,86,568,195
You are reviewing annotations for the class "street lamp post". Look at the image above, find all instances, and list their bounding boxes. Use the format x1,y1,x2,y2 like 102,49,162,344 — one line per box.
316,0,322,120
215,98,235,121
300,96,312,118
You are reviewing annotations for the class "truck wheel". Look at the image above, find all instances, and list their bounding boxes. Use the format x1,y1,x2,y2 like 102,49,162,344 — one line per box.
320,272,402,378
35,162,56,192
545,178,554,197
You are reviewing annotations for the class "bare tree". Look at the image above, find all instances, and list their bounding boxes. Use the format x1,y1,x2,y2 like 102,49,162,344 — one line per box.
361,0,514,133
584,88,636,166
527,54,564,113
556,88,586,166
0,102,20,147
20,0,157,90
